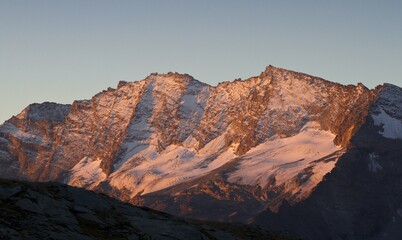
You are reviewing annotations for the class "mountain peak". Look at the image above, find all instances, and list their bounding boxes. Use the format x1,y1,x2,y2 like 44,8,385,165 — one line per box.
264,64,298,74
264,64,281,76
1,66,402,240
263,65,328,84
146,71,194,82
378,82,402,99
14,102,71,122
116,72,202,89
357,82,368,90
382,82,401,89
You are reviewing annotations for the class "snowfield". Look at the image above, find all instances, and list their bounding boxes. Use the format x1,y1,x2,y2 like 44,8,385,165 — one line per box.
228,122,342,199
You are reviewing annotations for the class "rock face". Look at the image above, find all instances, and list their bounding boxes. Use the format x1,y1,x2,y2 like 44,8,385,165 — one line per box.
255,84,402,240
0,66,401,239
0,179,296,240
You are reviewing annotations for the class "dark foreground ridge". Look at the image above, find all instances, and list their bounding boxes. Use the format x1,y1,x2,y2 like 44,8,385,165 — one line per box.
0,179,299,240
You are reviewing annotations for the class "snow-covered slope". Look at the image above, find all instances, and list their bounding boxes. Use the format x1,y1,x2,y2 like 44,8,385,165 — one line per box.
0,65,393,223
67,156,107,189
372,109,402,139
254,83,402,240
371,84,402,140
228,122,342,201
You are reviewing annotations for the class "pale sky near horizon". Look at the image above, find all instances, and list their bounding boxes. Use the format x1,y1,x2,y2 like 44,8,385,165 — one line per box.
1,0,402,123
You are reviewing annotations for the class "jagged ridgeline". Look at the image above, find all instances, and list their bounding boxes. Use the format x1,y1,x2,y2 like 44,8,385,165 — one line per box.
1,65,402,240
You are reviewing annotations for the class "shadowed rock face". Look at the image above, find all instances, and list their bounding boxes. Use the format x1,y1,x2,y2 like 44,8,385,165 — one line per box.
254,84,402,240
0,66,401,237
0,179,298,240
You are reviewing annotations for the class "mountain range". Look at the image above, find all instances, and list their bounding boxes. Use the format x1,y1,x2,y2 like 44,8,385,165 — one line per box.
1,65,402,239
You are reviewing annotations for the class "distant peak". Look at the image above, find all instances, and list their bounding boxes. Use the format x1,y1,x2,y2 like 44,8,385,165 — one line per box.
146,71,194,80
357,82,369,91
265,64,277,70
264,65,301,78
383,83,400,89
117,80,128,88
264,65,279,74
15,102,71,122
143,71,210,88
378,83,402,98
116,72,202,89
262,65,349,89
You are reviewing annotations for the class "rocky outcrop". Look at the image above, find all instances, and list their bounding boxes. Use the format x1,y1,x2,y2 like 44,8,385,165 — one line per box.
0,102,70,181
0,179,298,240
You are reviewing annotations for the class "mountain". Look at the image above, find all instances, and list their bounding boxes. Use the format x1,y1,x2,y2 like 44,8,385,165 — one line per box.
1,65,401,239
0,179,296,240
255,83,402,240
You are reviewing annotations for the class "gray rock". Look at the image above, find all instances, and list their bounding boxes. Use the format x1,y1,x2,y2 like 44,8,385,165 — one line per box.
0,185,21,200
0,180,291,240
15,198,44,214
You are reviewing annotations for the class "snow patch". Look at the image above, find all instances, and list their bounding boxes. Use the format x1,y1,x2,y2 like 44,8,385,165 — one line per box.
109,134,236,197
372,108,402,140
0,123,44,145
228,122,342,198
110,122,343,198
67,157,106,189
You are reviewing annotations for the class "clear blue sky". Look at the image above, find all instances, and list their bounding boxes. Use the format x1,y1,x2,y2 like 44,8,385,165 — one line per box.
1,0,402,123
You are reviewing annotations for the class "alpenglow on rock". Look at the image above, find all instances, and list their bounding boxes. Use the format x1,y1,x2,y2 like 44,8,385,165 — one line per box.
1,65,402,239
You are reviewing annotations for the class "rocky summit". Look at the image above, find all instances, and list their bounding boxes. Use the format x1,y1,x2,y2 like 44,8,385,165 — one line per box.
1,65,402,239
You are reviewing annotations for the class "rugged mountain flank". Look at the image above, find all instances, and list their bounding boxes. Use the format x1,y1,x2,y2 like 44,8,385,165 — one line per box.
0,66,400,234
254,84,402,240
